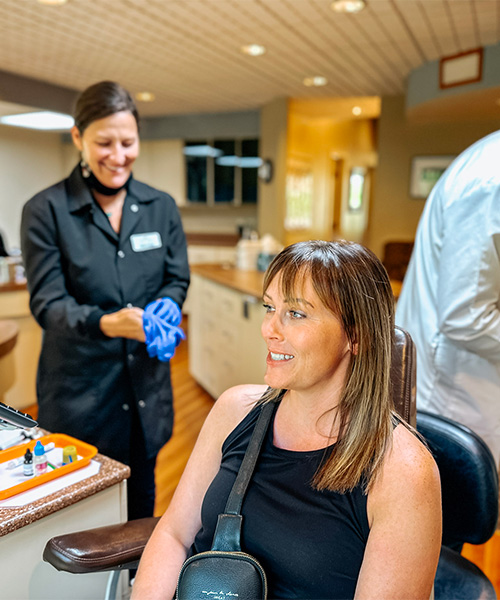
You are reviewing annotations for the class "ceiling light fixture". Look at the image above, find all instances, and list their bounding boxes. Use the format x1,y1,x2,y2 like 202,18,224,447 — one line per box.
216,156,263,168
136,91,155,102
0,111,74,130
331,0,366,14
303,76,328,87
352,106,362,115
241,44,266,57
183,145,223,158
37,0,68,5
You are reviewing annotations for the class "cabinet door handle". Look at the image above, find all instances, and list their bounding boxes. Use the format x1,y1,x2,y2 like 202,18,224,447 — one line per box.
242,295,258,319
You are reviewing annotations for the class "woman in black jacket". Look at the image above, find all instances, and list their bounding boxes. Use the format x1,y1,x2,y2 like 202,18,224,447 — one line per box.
21,81,190,520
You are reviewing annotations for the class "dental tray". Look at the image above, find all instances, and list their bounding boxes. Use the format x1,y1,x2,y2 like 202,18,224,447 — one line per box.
0,433,98,500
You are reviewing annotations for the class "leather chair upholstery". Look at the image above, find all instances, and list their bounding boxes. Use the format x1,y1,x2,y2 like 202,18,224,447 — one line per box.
43,327,417,578
417,411,499,600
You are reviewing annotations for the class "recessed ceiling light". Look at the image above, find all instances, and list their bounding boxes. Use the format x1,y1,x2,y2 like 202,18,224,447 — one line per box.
352,106,362,115
303,76,328,87
241,44,266,57
136,91,155,102
0,111,74,130
216,156,263,168
37,0,68,5
331,0,366,14
183,145,224,158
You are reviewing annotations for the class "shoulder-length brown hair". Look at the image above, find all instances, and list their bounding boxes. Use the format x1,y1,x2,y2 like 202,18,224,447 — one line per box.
261,240,395,493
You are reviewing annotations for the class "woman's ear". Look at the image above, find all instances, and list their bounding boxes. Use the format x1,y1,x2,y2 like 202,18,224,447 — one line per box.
71,126,83,152
350,341,359,355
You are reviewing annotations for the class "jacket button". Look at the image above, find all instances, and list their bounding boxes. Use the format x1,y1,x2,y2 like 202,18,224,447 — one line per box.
117,250,125,258
138,400,146,408
130,204,139,213
122,403,129,411
128,354,134,361
126,303,133,308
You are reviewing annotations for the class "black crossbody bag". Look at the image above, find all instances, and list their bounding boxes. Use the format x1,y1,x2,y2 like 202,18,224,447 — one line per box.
176,401,274,600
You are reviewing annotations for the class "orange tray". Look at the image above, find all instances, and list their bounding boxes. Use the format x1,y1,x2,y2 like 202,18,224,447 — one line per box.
0,433,97,500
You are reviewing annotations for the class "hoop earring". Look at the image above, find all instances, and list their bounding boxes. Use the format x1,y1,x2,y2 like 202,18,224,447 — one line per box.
80,157,91,179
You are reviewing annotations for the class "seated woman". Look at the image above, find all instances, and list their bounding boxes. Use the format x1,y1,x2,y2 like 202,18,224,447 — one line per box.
132,240,442,600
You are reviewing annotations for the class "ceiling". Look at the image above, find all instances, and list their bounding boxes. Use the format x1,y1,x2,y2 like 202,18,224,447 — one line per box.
0,0,499,119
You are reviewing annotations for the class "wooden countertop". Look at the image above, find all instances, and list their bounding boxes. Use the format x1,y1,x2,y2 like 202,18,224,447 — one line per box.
0,281,27,293
0,320,19,359
191,263,403,300
0,453,130,537
191,264,264,298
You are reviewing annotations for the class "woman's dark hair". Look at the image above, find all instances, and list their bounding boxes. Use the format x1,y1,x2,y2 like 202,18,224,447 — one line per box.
73,81,139,133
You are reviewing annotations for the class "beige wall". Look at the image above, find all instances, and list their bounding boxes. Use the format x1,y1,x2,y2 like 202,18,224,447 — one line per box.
0,125,68,250
369,95,500,258
257,97,289,244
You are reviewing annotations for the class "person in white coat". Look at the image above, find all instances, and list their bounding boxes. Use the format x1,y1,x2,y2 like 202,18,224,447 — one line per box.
396,129,500,464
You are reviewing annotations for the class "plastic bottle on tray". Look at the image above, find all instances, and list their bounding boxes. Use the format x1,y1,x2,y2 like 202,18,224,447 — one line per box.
33,441,47,476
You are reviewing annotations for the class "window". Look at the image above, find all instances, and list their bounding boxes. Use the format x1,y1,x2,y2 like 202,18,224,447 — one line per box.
185,139,259,206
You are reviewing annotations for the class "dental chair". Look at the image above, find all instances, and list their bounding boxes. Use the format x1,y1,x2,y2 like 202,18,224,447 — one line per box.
417,411,499,600
42,326,417,600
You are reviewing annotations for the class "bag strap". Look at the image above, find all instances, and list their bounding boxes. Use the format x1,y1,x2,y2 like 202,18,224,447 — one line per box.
225,401,275,515
211,401,275,552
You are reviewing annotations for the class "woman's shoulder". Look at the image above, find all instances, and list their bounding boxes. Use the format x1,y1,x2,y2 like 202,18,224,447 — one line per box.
368,424,441,524
390,423,438,473
129,178,177,204
204,384,269,445
23,178,69,217
28,177,67,202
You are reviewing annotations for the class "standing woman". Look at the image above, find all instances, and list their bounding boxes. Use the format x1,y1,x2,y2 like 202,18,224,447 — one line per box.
21,81,190,520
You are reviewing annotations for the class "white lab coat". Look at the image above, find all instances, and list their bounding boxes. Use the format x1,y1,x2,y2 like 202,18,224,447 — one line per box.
396,130,500,464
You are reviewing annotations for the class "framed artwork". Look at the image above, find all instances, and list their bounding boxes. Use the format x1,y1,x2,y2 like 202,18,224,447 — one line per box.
409,156,455,199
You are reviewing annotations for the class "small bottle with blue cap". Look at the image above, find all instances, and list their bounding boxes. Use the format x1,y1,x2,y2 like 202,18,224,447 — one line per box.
33,440,48,476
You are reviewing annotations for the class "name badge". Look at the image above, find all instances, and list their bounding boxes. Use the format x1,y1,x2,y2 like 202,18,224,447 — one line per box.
130,232,162,252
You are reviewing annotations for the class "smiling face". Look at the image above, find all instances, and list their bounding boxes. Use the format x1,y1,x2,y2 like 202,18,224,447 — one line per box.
261,273,353,397
71,110,139,189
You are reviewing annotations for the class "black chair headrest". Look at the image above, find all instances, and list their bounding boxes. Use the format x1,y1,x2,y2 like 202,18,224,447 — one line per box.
417,411,499,548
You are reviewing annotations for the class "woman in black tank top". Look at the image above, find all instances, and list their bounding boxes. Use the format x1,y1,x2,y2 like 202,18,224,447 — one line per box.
133,240,442,600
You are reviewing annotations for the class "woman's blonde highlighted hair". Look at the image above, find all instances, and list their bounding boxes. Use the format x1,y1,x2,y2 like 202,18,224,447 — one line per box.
262,240,395,493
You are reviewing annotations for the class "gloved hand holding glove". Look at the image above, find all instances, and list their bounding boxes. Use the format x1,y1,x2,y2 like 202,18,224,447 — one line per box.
142,297,185,362
145,296,182,326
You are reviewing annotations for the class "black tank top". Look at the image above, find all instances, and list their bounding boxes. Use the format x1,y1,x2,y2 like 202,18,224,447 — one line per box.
192,401,370,599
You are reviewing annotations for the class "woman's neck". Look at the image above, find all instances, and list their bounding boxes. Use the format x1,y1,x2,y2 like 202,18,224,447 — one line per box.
274,389,343,451
93,188,126,208
93,189,126,233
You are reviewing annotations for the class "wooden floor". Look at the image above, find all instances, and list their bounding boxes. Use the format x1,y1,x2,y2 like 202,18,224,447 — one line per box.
24,318,500,595
153,325,214,515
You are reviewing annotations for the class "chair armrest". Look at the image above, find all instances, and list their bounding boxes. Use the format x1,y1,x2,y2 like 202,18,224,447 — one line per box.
43,516,160,574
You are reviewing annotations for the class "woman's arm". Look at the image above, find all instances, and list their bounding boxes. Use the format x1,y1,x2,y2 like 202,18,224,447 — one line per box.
355,426,442,600
131,384,267,600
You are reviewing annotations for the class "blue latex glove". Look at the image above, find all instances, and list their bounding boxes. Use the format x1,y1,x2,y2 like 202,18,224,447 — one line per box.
143,310,185,362
147,322,185,362
144,297,182,326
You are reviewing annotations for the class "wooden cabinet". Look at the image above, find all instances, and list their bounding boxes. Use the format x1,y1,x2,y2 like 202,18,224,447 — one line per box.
188,273,267,399
0,286,42,409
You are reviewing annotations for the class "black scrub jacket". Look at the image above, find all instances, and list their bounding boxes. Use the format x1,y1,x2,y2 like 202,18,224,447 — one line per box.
21,165,190,463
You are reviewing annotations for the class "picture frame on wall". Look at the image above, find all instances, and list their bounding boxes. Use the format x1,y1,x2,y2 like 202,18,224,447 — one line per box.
409,155,455,199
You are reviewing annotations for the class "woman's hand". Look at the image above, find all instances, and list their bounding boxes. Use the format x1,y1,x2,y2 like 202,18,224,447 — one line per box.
100,307,146,342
